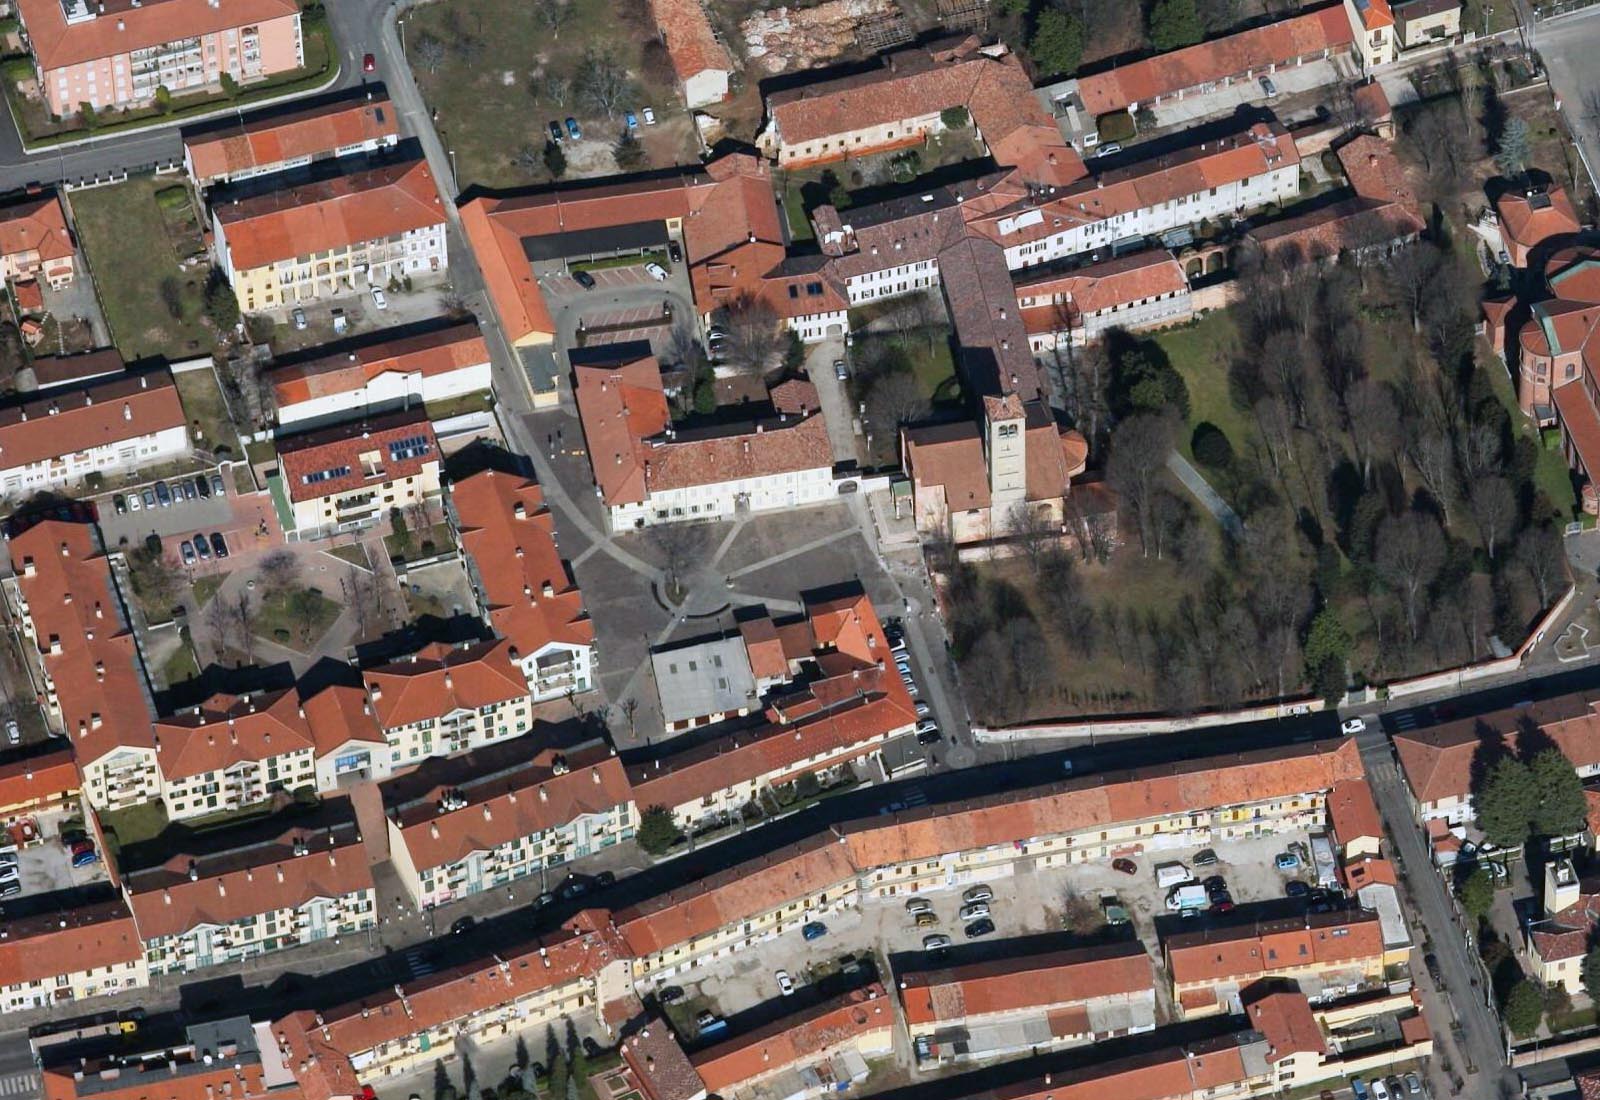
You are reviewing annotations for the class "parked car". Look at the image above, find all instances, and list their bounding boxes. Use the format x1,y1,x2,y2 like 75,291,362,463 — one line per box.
0,849,16,865
775,969,795,996
964,918,995,938
964,884,993,903
1370,1078,1390,1100
1112,858,1139,876
644,261,669,281
625,110,638,129
180,541,197,565
292,307,308,330
905,896,933,914
1193,848,1219,867
0,865,17,883
1424,952,1444,985
1402,1073,1422,1096
128,492,142,512
1212,899,1235,913
914,910,939,927
60,828,86,847
914,701,931,718
572,269,597,289
363,52,376,73
1285,880,1310,897
548,121,564,143
802,921,828,941
450,916,476,935
1274,852,1302,870
642,106,656,125
112,494,126,514
695,1011,716,1028
1340,717,1367,734
211,474,226,496
834,359,849,381
371,287,389,310
1096,142,1121,155
181,480,197,500
154,481,172,507
1202,875,1227,891
667,240,682,263
0,881,20,897
195,474,210,498
658,986,685,1004
1258,75,1278,97
958,902,989,921
923,934,952,950
71,847,99,868
194,534,211,561
565,118,582,140
916,726,941,746
5,720,17,745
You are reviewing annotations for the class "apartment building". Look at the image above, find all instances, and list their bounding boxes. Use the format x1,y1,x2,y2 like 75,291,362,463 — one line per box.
689,983,895,1097
1526,860,1600,995
0,191,76,288
270,320,492,431
1015,249,1192,351
16,0,303,116
183,90,401,189
0,368,189,495
1392,0,1459,44
153,690,318,820
1164,910,1392,1019
274,409,441,538
384,740,635,910
897,942,1156,1068
1346,0,1396,66
1393,692,1600,825
620,1024,707,1100
0,900,147,1013
124,805,376,975
570,341,835,531
759,36,1084,184
0,747,79,821
272,914,634,1090
41,1018,294,1100
644,0,732,108
364,639,535,766
449,467,595,701
212,158,447,312
4,520,159,811
627,589,916,828
462,154,783,351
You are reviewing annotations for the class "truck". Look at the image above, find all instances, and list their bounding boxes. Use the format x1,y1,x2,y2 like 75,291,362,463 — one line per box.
1166,884,1207,910
1155,862,1191,889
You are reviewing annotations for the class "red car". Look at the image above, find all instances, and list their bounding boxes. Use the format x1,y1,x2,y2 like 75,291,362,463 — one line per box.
1112,858,1138,876
362,53,376,74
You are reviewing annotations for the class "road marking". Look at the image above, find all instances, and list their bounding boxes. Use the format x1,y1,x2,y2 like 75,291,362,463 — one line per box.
0,1072,39,1097
1390,711,1418,731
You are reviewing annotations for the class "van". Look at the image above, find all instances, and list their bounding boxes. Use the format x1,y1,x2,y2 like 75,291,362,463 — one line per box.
1166,884,1207,910
1155,862,1191,889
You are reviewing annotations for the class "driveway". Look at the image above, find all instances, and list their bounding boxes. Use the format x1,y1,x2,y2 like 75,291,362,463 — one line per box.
803,336,860,466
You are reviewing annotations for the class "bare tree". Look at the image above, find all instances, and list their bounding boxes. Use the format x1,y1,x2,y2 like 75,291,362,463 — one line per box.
864,372,929,454
647,522,710,603
1468,476,1516,559
532,0,572,37
1516,525,1568,609
1384,242,1442,332
414,33,447,73
1346,377,1400,485
1005,503,1059,575
127,544,184,612
1106,413,1179,557
513,144,545,179
1375,513,1446,642
574,48,636,121
720,293,784,378
257,548,301,598
1407,426,1457,525
536,73,570,109
205,587,232,655
232,591,256,662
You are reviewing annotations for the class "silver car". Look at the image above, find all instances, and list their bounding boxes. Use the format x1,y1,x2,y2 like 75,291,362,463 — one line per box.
963,884,993,904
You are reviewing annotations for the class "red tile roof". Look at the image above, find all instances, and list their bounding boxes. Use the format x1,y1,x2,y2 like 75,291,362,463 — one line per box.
646,413,834,494
215,158,444,272
621,1020,706,1100
644,0,732,85
1327,778,1382,847
271,320,488,409
17,0,299,70
389,743,632,873
571,346,671,507
153,689,314,781
0,368,185,473
277,408,438,504
690,983,893,1091
8,520,155,770
1165,910,1385,987
184,93,400,184
1017,249,1188,335
1247,196,1424,261
0,898,142,987
450,468,593,660
1393,693,1600,805
905,416,1084,512
1242,984,1327,1061
44,1058,292,1100
1075,6,1354,117
1339,136,1417,206
0,747,78,810
364,639,529,729
1498,186,1582,256
1554,379,1600,476
897,941,1153,1026
0,192,74,265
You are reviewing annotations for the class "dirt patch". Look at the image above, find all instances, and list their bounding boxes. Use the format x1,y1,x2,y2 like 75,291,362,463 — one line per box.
740,0,902,74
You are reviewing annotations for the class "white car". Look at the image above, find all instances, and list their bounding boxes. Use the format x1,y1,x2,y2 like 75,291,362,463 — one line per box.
371,287,389,310
1340,717,1367,734
644,261,669,281
4,720,17,744
958,902,990,920
775,969,795,996
642,106,656,125
1370,1079,1391,1100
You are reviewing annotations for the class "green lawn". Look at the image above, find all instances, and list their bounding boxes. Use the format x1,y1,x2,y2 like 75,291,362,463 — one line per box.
855,326,960,406
252,588,340,650
97,801,170,853
71,177,217,361
385,522,454,562
191,574,227,609
323,544,371,569
162,641,200,685
424,390,494,421
173,368,242,460
1481,338,1578,519
1152,311,1249,462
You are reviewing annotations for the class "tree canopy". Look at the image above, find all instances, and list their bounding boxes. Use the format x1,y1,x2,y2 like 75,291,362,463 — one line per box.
636,805,682,854
1502,978,1544,1038
1148,0,1204,50
1475,745,1585,847
1028,9,1085,77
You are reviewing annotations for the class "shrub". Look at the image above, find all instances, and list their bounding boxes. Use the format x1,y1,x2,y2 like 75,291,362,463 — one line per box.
1191,422,1233,469
939,106,970,128
1096,110,1136,143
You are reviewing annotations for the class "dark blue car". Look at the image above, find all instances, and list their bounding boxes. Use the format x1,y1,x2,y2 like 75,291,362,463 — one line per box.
802,921,828,941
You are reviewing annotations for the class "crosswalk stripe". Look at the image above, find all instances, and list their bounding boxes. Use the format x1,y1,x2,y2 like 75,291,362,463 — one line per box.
0,1073,39,1097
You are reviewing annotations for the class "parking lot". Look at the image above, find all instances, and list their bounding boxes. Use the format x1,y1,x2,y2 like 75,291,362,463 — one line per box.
97,472,282,575
2,809,106,900
647,826,1327,1033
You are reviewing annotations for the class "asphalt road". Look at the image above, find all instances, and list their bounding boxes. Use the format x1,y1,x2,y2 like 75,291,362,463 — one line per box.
0,0,384,193
1530,5,1600,194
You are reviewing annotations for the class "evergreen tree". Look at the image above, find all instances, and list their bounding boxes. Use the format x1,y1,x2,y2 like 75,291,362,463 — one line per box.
1148,0,1204,50
1028,10,1085,77
1529,746,1586,837
1502,978,1544,1038
1457,866,1494,921
1474,754,1537,849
